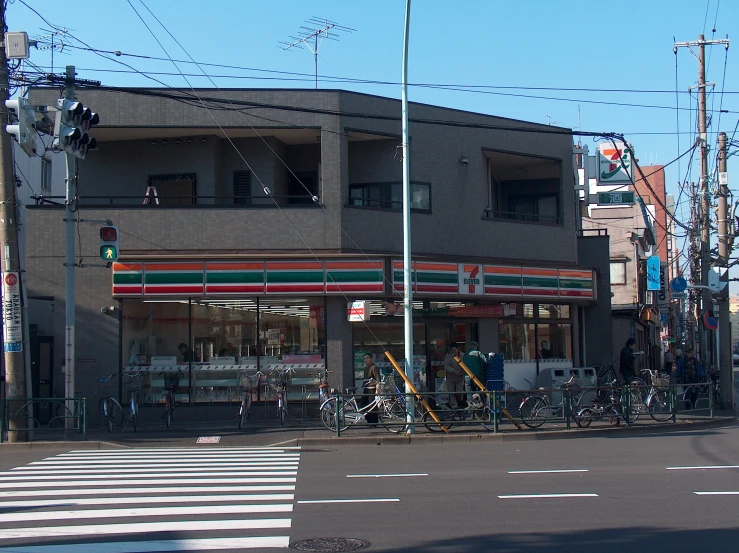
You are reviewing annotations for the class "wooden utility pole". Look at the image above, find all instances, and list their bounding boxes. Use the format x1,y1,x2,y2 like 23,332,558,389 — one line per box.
0,2,27,442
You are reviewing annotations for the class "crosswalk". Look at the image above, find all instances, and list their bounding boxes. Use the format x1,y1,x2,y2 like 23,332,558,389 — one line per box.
0,446,301,552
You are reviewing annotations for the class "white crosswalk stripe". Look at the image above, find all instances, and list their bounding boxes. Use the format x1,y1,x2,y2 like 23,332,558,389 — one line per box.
0,447,301,552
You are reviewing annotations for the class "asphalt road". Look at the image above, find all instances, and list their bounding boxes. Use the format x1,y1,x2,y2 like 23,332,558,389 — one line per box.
1,424,738,552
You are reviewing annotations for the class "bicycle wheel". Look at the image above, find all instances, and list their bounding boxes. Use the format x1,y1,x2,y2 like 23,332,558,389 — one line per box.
238,400,247,429
165,400,172,429
603,404,621,426
379,399,407,433
519,396,546,428
477,405,495,432
279,405,287,426
320,398,353,432
422,409,453,433
649,390,674,422
627,378,647,422
575,407,594,428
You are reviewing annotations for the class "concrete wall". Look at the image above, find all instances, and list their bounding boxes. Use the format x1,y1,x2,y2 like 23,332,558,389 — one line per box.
577,234,613,366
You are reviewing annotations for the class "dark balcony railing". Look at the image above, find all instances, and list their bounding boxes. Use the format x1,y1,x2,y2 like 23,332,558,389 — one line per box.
30,195,322,208
482,209,561,225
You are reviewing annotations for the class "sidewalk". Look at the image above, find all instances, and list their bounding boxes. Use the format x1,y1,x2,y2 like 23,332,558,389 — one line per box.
2,403,734,449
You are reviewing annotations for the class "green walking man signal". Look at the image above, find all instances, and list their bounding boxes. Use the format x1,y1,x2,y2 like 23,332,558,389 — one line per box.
100,225,119,263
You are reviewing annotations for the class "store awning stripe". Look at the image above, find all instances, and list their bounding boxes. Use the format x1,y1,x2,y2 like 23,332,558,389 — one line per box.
112,285,143,295
207,272,264,284
523,288,560,296
265,284,325,293
326,284,384,293
267,271,324,284
143,285,205,294
113,273,142,285
112,262,143,272
326,261,383,270
146,262,203,272
417,284,458,293
205,262,264,271
560,289,594,298
522,268,559,277
325,270,383,283
484,266,522,276
522,276,559,288
266,261,323,271
485,275,522,287
559,269,592,279
484,286,523,296
416,272,458,284
415,262,457,272
205,285,266,294
146,273,204,285
559,279,592,289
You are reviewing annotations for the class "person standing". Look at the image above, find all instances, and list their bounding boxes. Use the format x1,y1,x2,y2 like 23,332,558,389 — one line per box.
463,341,488,388
663,345,675,375
362,353,381,424
619,338,637,384
443,344,465,408
675,349,706,409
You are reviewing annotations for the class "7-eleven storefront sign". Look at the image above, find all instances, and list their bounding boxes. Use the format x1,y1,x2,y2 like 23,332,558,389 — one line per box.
458,264,483,295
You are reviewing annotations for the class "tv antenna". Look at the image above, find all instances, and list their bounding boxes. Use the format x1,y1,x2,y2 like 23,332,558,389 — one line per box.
32,27,73,75
279,17,356,89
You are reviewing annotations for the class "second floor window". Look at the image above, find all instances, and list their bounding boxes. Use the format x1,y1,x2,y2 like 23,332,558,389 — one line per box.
610,260,627,285
233,170,252,205
349,181,431,213
40,158,51,192
147,173,196,205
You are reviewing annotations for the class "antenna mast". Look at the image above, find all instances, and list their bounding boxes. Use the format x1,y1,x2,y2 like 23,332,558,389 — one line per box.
279,17,355,89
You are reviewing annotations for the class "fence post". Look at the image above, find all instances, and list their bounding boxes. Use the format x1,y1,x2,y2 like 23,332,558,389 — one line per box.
624,384,632,426
565,388,571,430
492,391,498,433
0,399,5,443
335,391,341,438
671,385,677,422
82,398,87,440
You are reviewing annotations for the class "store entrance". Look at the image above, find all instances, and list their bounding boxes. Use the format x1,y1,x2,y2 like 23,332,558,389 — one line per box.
427,320,478,393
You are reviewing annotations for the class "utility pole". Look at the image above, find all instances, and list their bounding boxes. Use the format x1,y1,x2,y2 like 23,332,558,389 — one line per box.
63,66,77,434
0,2,27,442
675,34,730,365
717,132,733,409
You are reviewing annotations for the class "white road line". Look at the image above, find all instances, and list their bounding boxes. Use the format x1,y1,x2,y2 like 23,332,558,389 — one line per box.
22,461,299,468
0,485,295,498
694,491,739,495
498,494,599,499
346,473,428,478
0,477,296,489
67,448,300,453
0,471,297,481
0,536,291,553
0,504,293,524
58,452,300,457
45,456,300,462
667,466,739,470
5,467,298,476
0,519,292,540
0,494,295,509
508,469,590,474
298,499,400,504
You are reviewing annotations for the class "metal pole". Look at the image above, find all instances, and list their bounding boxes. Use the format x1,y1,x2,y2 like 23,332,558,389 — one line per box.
401,0,414,433
717,131,733,409
0,2,28,442
63,66,77,434
697,35,712,366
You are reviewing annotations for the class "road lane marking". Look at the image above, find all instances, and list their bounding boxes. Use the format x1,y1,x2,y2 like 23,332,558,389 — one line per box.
22,461,299,468
50,455,300,461
5,467,298,476
0,494,295,509
694,491,739,495
508,469,590,474
0,471,297,481
0,477,297,489
498,494,598,499
346,473,428,478
667,466,739,470
67,447,300,453
0,504,293,524
0,536,292,552
0,536,292,553
0,519,292,540
298,499,400,504
0,485,295,499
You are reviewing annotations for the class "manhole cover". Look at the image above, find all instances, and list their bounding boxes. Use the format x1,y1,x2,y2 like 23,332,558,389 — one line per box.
289,537,370,552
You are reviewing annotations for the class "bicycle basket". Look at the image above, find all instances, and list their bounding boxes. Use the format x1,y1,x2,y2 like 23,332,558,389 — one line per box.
651,373,671,389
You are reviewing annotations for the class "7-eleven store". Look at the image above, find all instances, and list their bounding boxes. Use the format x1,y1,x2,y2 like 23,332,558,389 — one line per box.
115,258,596,405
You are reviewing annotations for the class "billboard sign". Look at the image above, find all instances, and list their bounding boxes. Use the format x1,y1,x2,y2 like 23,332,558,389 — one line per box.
657,262,669,310
2,272,22,352
597,142,633,184
647,256,661,291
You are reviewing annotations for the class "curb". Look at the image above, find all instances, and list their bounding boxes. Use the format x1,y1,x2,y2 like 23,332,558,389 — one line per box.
284,416,737,447
0,440,131,450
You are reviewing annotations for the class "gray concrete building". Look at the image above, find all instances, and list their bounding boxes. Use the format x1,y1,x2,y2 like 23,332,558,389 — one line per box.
23,87,610,406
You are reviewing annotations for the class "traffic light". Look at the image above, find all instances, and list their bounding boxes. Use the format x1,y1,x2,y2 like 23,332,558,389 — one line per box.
52,98,99,159
5,97,36,157
100,225,119,263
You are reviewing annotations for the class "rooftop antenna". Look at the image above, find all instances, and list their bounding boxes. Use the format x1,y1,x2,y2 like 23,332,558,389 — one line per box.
279,17,356,89
546,114,560,126
33,27,72,75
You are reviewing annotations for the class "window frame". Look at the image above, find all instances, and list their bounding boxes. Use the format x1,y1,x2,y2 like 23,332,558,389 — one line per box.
347,181,432,213
610,260,628,285
40,158,51,192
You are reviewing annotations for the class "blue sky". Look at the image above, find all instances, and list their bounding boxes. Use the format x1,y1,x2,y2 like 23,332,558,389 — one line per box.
9,0,739,242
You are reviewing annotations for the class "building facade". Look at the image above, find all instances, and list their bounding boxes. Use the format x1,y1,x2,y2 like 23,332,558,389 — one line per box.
23,87,610,404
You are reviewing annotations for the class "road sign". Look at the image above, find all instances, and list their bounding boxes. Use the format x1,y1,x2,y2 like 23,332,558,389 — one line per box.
597,191,635,205
703,311,718,331
671,277,687,293
672,292,687,300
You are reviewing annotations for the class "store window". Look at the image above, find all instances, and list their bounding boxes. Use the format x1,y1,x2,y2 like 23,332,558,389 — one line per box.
538,304,570,319
537,323,572,360
498,323,537,360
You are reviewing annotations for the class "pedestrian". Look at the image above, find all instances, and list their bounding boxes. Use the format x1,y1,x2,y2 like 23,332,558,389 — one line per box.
619,337,637,384
674,349,706,409
539,340,552,359
663,345,675,375
362,353,381,424
443,344,465,408
463,341,488,389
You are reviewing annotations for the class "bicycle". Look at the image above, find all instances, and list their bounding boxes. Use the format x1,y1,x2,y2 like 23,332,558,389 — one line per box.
423,392,495,432
97,374,123,433
122,372,140,432
319,376,406,433
161,370,182,429
237,369,263,429
575,379,626,427
625,369,673,423
592,358,619,403
269,368,294,426
519,374,585,429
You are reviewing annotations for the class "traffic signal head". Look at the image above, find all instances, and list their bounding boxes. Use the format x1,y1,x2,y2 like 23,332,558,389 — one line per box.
100,225,119,263
5,97,36,157
53,98,100,159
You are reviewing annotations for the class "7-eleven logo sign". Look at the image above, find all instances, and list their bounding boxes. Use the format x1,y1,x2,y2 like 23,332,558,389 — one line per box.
459,264,483,295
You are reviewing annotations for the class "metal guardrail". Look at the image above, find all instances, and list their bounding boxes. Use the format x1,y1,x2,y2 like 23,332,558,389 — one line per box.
0,398,87,442
30,195,321,208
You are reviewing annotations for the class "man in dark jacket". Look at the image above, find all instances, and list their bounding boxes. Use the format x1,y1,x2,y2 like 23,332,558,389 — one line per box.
675,349,706,409
619,338,637,383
